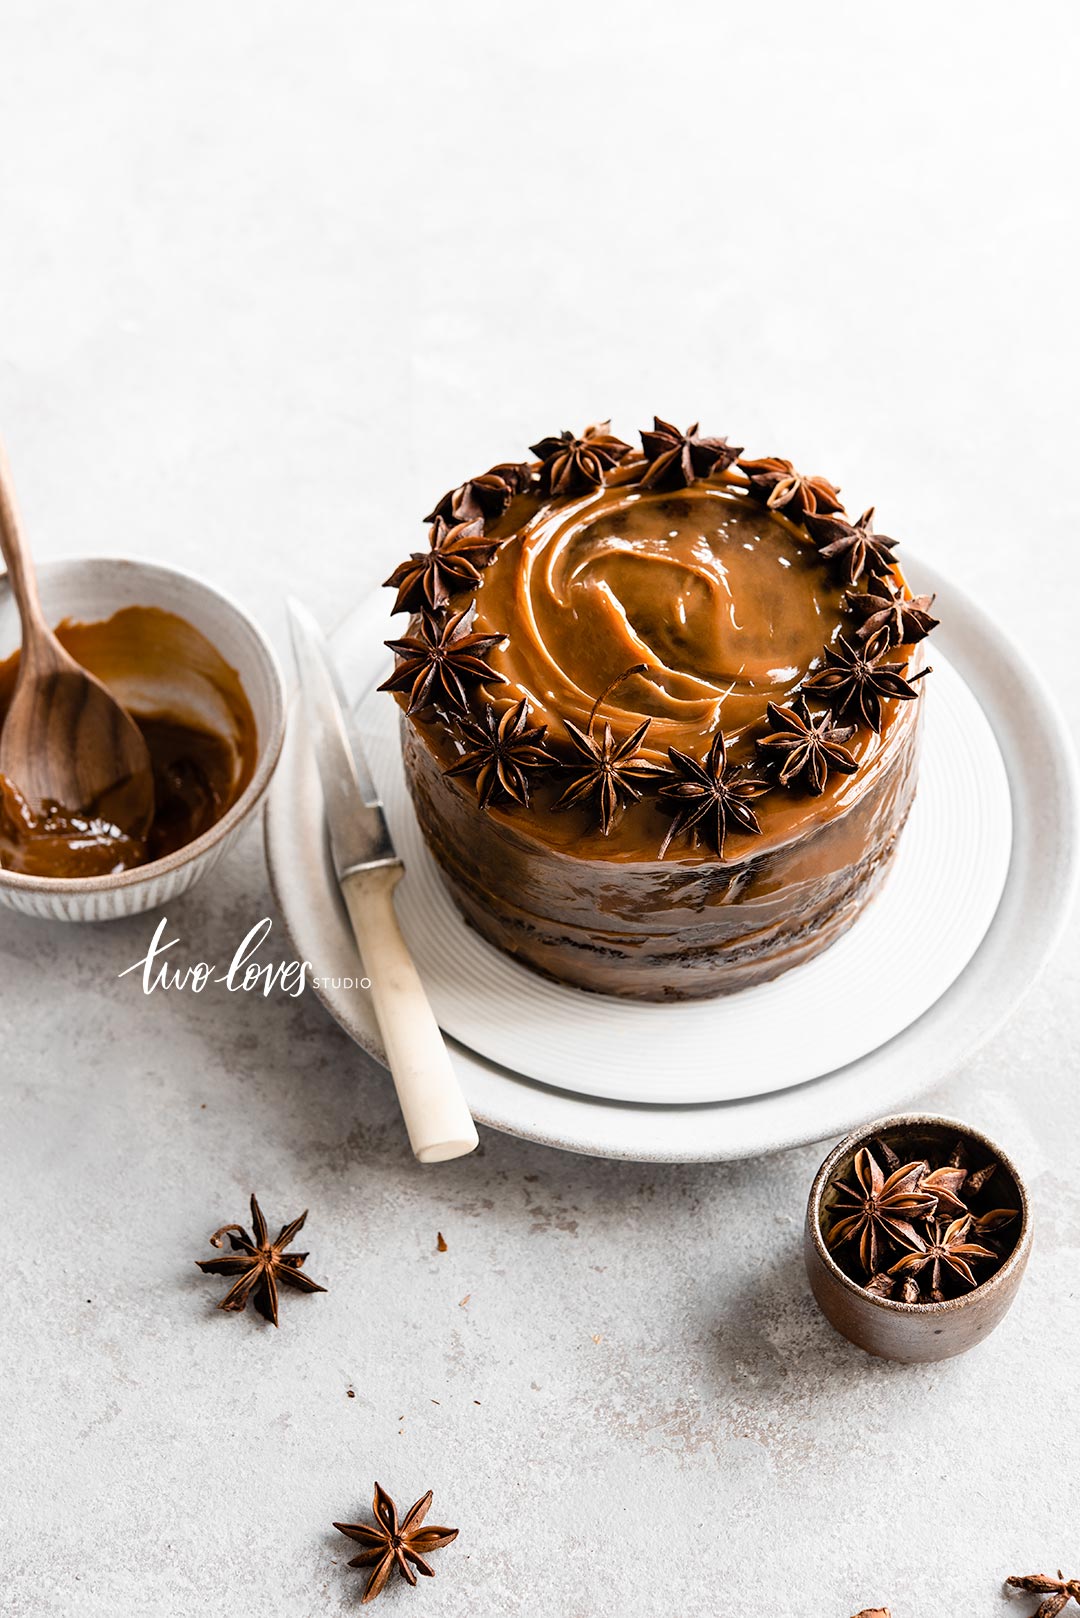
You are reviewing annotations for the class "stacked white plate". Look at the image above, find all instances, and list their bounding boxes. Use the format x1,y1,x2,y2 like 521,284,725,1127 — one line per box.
265,558,1077,1161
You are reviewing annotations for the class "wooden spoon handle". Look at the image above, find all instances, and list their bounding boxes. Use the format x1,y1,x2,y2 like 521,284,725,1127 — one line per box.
341,863,479,1163
0,439,47,638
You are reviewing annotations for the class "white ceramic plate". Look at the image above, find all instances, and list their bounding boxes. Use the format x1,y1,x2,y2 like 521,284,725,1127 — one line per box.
265,557,1078,1160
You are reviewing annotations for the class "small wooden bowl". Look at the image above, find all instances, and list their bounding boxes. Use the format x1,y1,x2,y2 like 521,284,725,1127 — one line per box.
805,1113,1032,1363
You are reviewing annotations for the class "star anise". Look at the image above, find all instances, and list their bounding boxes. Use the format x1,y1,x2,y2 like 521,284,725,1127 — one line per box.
825,1148,938,1276
529,421,632,496
827,1132,1022,1296
917,1163,970,1219
739,455,843,519
424,461,532,526
552,716,665,834
334,1482,458,1604
889,1215,996,1301
1006,1573,1080,1617
803,635,922,732
379,605,506,717
806,506,899,585
973,1205,1021,1237
384,518,501,615
657,731,766,859
638,417,742,490
195,1194,326,1326
444,698,555,809
847,575,939,650
757,696,857,795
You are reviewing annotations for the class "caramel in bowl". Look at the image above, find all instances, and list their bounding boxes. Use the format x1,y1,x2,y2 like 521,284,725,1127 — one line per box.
0,558,284,920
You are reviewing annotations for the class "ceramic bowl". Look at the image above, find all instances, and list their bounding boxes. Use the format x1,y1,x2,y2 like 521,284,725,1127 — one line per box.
0,556,285,921
805,1113,1032,1363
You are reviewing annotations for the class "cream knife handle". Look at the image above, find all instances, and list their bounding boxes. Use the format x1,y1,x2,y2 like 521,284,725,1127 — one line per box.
341,863,479,1163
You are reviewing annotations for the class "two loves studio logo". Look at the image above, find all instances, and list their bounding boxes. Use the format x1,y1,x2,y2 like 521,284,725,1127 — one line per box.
118,916,371,997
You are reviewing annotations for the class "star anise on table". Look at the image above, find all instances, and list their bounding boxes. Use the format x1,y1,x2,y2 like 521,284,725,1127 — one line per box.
424,460,533,526
806,506,899,585
334,1482,458,1604
384,518,502,615
756,696,857,795
738,455,843,519
888,1215,996,1301
195,1194,326,1326
803,635,922,733
380,605,506,717
443,698,556,809
847,575,939,650
1006,1573,1080,1617
552,715,665,835
529,421,632,496
638,416,742,490
657,731,767,859
825,1147,938,1276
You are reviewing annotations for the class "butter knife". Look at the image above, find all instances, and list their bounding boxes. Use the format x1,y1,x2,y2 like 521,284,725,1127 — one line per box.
287,598,479,1163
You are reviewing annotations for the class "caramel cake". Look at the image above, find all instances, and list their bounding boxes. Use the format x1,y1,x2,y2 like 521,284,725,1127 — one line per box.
380,419,938,1000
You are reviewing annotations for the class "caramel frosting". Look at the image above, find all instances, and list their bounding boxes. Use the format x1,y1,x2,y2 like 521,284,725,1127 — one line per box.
0,607,257,878
384,420,937,999
407,477,924,865
477,479,852,759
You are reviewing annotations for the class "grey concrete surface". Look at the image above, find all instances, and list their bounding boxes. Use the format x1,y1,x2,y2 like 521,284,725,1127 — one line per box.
1,4,1077,1614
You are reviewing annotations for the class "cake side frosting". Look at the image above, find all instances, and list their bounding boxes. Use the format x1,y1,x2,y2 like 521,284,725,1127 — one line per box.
401,702,921,998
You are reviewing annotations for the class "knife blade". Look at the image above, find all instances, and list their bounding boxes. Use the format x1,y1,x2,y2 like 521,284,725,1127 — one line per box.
287,597,399,879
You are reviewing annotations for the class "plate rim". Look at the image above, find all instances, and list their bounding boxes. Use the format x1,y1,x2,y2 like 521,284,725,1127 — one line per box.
265,553,1078,1161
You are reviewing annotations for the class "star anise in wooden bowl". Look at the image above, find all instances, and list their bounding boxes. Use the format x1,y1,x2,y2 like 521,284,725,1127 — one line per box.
805,1115,1031,1362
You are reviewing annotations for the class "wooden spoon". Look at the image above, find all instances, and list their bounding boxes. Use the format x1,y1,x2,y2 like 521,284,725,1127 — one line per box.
0,440,154,838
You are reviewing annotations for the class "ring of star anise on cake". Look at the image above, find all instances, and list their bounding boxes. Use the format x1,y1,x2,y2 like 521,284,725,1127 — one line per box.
380,417,938,863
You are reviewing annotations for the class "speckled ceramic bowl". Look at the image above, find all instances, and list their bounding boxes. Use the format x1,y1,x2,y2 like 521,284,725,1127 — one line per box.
805,1113,1032,1363
0,556,285,921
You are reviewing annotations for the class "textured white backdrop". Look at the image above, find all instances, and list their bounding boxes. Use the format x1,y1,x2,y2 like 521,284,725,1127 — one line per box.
1,4,1077,1615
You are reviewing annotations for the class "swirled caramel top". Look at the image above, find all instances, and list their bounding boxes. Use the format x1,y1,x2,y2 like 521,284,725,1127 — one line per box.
474,478,850,767
384,422,937,865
